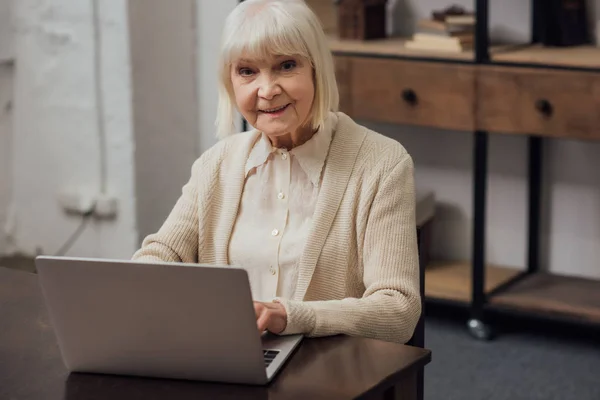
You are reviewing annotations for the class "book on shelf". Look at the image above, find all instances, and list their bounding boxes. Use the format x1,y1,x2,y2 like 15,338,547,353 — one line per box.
404,38,472,53
405,23,474,52
406,32,474,52
416,18,474,36
432,4,475,25
405,6,476,53
441,14,475,25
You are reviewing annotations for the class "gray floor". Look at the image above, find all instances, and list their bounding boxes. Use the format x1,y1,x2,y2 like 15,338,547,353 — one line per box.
424,314,600,400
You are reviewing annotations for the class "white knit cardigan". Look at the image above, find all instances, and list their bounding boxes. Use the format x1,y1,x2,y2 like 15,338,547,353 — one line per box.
132,112,421,344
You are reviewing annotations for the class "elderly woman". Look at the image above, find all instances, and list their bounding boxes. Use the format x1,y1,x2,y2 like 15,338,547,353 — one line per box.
132,0,420,344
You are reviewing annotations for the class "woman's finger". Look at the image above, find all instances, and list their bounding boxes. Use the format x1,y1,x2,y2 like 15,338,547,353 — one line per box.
254,302,267,331
253,301,263,319
256,308,272,332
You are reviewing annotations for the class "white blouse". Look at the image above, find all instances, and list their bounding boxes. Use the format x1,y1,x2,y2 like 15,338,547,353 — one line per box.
228,114,337,302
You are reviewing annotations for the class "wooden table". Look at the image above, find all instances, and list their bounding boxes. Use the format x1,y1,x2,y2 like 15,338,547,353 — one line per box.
0,267,431,400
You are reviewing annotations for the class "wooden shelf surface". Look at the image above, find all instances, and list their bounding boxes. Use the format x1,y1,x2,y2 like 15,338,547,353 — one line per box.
328,37,600,70
492,43,600,69
328,36,475,61
425,261,522,303
490,273,600,324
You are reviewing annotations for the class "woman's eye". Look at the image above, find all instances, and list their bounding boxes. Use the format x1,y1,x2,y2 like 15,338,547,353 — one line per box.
281,60,296,71
238,68,254,77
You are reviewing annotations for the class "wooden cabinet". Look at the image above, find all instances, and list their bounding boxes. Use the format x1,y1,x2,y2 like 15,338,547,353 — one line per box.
332,55,600,141
341,57,476,132
476,66,600,141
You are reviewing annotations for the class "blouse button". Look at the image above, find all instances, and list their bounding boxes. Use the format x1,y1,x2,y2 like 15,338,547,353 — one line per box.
277,192,285,200
270,266,276,275
271,229,279,236
281,152,288,160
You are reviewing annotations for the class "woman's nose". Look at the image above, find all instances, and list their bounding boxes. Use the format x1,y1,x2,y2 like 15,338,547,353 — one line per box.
257,76,281,99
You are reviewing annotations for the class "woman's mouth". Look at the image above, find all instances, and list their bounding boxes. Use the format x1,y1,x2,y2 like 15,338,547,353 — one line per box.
259,104,290,116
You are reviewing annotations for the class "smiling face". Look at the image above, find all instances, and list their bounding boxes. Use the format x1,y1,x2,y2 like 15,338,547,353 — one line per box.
230,54,315,145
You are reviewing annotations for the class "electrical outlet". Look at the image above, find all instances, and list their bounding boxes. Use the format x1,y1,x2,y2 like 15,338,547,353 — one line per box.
94,194,118,219
58,189,97,216
58,189,118,219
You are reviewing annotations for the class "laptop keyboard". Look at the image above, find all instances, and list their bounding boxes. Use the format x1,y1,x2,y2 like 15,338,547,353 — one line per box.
263,350,280,367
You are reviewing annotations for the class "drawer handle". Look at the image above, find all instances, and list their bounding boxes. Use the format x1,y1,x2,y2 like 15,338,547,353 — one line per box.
535,99,553,117
401,88,418,106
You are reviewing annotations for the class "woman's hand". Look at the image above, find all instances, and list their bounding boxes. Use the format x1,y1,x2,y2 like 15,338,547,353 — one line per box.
254,301,287,334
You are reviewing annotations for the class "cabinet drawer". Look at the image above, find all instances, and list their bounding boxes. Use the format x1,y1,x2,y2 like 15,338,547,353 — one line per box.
477,66,600,140
349,58,476,131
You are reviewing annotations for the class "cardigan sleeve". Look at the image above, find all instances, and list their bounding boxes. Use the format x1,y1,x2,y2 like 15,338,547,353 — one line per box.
275,154,421,344
131,158,203,264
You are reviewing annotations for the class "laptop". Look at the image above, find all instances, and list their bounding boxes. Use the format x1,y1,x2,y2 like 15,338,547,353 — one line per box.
35,256,303,385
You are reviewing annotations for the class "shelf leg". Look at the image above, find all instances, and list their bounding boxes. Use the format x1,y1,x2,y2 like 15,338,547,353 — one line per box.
471,131,488,322
531,0,543,43
527,136,543,274
475,0,489,62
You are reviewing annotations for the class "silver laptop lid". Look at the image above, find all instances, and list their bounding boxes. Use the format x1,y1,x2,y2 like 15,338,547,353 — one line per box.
36,256,269,384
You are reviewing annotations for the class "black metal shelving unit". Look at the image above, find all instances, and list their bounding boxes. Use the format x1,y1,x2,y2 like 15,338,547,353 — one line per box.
465,0,491,338
463,0,600,339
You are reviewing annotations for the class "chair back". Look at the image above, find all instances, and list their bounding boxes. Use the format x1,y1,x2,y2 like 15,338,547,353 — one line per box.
406,220,429,348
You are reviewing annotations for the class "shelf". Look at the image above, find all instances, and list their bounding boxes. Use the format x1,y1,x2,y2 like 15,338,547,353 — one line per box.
492,43,600,69
489,273,600,325
425,261,522,303
328,38,600,70
327,36,475,61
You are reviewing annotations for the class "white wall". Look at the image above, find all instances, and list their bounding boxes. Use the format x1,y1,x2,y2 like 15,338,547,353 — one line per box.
0,63,13,255
128,0,201,243
3,0,236,258
196,0,240,154
0,0,13,62
0,0,14,255
10,0,137,258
